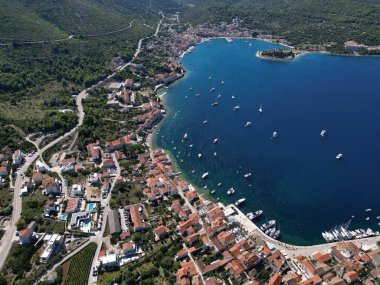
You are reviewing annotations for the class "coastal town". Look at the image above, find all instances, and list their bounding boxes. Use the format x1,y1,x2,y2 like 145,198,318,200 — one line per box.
0,12,380,285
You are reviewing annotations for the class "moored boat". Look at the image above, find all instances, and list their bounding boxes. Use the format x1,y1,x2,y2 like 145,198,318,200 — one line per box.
260,220,276,231
202,172,209,179
235,198,246,207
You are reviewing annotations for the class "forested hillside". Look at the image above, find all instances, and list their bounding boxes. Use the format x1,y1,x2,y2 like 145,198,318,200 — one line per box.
180,0,380,46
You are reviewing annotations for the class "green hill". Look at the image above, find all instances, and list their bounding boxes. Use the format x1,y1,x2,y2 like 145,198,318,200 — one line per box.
180,0,380,46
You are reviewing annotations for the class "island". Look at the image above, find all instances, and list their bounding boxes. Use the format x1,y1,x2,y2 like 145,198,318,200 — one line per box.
256,49,297,60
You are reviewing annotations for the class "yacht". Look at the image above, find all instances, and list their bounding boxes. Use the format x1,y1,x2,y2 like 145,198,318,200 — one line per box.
259,104,263,113
365,208,372,212
273,229,281,239
213,152,217,157
210,87,216,92
320,129,327,137
227,188,235,195
246,212,254,220
184,133,188,139
202,172,209,179
245,121,252,127
189,144,193,148
221,81,224,85
198,153,202,159
211,190,216,194
268,228,276,237
244,173,252,178
226,37,233,43
191,170,196,173
217,94,222,99
272,132,278,139
232,95,236,100
211,102,218,107
213,138,219,144
233,106,240,111
195,93,200,97
260,220,276,231
336,153,343,160
366,217,370,221
202,120,208,124
251,210,263,220
217,182,222,186
235,198,246,207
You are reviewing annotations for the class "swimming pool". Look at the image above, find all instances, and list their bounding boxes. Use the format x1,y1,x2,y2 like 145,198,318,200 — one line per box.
81,220,91,232
87,203,96,211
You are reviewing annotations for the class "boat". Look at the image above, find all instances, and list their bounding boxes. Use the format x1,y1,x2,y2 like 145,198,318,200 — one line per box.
225,37,233,43
198,153,202,159
245,122,252,127
227,188,235,195
210,87,216,92
365,208,372,212
211,102,218,107
211,190,216,194
273,229,281,239
366,217,370,221
184,133,188,139
191,170,195,173
213,152,217,157
213,138,218,144
259,104,263,113
268,228,276,237
185,96,188,99
235,198,246,207
272,132,278,139
217,94,222,99
320,130,327,137
189,87,193,91
247,210,263,220
233,106,240,111
195,93,200,97
260,220,276,231
202,120,208,124
209,76,212,80
221,81,224,85
336,153,343,160
246,212,254,220
189,144,193,148
244,173,252,178
202,172,209,179
232,95,235,100
217,182,222,186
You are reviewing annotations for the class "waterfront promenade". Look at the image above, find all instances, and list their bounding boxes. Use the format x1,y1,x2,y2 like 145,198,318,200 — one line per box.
224,203,380,257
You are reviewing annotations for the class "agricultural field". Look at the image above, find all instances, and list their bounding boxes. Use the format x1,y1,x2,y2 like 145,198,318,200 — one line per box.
63,242,97,285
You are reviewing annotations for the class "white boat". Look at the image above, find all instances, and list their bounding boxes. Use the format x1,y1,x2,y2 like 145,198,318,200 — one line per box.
213,152,217,157
233,106,240,111
260,220,276,231
273,229,281,239
213,138,218,144
189,144,193,148
245,121,252,127
195,93,200,97
217,182,222,186
209,76,212,80
211,190,216,194
259,104,263,113
198,153,202,159
189,87,193,91
210,87,216,92
246,212,254,220
202,120,208,124
184,133,188,139
232,95,235,100
244,173,252,178
221,81,224,85
366,217,370,221
227,188,235,195
202,172,209,179
247,210,263,220
320,129,327,137
185,96,188,99
191,170,195,173
225,37,233,43
272,132,278,139
336,153,343,160
235,198,246,207
211,102,218,107
365,208,372,212
217,94,222,99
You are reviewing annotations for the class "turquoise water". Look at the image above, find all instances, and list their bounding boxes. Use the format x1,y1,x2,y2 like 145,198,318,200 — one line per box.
154,39,380,245
87,203,96,211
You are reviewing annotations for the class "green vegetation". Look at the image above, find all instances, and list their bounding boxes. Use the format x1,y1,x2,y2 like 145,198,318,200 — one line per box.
260,49,295,59
0,188,13,216
63,242,97,285
181,0,380,47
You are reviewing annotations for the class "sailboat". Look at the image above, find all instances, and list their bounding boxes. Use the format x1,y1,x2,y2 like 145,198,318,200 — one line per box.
259,103,263,113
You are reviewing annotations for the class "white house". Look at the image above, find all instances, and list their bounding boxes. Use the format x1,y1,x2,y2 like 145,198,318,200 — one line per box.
70,184,85,197
35,160,46,172
12,150,23,166
40,234,64,263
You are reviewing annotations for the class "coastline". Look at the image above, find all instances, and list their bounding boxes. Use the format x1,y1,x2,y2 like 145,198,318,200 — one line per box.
145,37,380,247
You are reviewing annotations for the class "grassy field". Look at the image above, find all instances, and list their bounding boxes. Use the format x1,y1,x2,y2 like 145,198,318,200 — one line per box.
63,242,97,285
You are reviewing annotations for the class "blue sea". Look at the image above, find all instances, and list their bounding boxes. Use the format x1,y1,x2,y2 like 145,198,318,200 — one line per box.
153,38,380,245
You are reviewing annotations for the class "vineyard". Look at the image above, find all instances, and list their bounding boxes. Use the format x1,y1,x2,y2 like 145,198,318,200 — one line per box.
63,242,97,285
